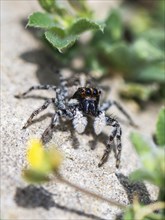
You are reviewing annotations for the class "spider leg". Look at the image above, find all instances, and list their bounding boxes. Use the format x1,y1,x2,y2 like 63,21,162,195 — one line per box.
41,111,60,143
22,98,55,129
15,85,56,98
100,100,136,127
41,108,75,143
70,129,80,149
115,126,122,168
98,116,122,168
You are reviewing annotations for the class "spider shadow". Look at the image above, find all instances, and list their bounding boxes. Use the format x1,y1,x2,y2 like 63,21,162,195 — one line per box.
20,48,60,86
20,19,109,86
62,119,111,154
20,19,69,86
115,173,151,205
28,112,54,126
42,118,110,151
14,185,107,220
115,173,152,220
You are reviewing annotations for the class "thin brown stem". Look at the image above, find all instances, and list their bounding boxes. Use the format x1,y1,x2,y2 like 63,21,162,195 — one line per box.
55,173,126,209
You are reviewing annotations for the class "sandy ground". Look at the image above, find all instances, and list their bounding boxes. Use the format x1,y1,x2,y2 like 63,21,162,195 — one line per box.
1,1,161,220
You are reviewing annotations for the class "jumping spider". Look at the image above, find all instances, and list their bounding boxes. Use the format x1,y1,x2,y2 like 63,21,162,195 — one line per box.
15,74,135,168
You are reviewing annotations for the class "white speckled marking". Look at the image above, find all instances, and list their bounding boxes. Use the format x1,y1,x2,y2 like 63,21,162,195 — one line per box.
68,98,79,106
73,109,87,133
94,111,106,135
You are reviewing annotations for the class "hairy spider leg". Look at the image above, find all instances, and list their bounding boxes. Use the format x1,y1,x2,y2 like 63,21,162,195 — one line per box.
100,100,136,127
15,85,57,98
22,98,56,129
41,111,60,143
115,126,122,168
98,116,122,168
41,107,75,143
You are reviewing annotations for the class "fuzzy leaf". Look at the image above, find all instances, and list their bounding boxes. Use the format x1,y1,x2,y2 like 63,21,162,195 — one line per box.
130,132,152,155
38,0,55,13
27,12,55,29
38,0,66,15
119,83,159,102
67,0,88,13
130,169,156,185
105,9,123,40
136,62,165,83
156,107,165,146
123,206,134,220
70,18,104,35
22,169,50,184
140,29,165,50
130,132,165,187
100,42,133,73
45,28,78,52
132,39,163,63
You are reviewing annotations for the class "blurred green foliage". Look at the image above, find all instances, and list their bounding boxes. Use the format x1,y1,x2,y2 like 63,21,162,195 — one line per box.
27,0,104,52
27,1,164,103
156,107,165,146
119,83,159,105
123,107,165,219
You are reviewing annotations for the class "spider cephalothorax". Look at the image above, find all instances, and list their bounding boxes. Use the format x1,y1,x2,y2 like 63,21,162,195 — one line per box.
15,74,135,168
72,87,101,116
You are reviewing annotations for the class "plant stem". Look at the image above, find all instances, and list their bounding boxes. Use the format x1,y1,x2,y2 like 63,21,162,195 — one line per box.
55,173,126,209
135,201,165,220
158,188,165,202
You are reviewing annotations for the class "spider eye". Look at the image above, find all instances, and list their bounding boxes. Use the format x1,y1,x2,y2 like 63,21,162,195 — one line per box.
93,89,98,95
98,90,101,95
86,88,91,96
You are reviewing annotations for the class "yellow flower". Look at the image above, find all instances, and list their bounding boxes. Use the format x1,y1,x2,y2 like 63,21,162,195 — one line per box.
26,138,63,174
27,139,44,170
48,148,63,171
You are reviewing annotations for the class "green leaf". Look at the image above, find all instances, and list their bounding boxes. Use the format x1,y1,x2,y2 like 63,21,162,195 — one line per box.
67,0,88,12
123,206,134,220
140,29,165,50
136,62,165,83
105,9,123,41
119,83,159,102
130,132,165,187
70,18,104,35
130,132,152,155
129,10,152,35
38,0,55,13
38,0,66,15
27,12,55,29
22,169,50,184
45,28,78,52
132,39,163,63
156,107,165,146
130,132,158,174
100,42,133,73
67,0,92,18
130,169,157,185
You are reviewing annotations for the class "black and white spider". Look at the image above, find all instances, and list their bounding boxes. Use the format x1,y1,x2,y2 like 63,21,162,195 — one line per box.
15,73,135,168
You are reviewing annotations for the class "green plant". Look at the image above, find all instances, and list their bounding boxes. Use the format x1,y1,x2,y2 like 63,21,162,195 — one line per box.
123,107,165,219
27,0,165,104
27,0,104,53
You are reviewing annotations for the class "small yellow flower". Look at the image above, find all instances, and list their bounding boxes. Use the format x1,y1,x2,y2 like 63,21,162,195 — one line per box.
27,139,44,170
26,138,63,174
48,148,63,171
